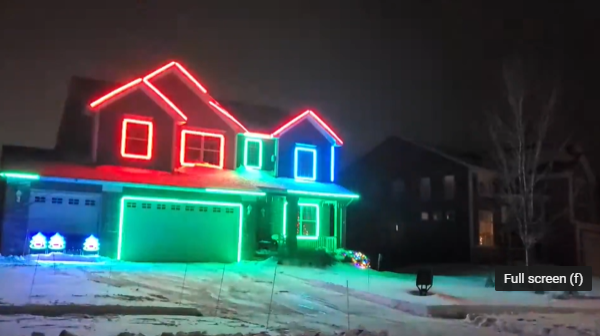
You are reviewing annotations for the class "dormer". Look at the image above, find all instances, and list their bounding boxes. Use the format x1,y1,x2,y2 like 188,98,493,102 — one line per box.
87,61,247,171
270,110,343,183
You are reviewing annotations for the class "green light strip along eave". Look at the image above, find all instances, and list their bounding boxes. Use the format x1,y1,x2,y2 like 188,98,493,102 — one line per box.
205,188,266,196
282,201,320,240
0,172,40,180
287,189,360,199
3,172,265,197
118,196,244,262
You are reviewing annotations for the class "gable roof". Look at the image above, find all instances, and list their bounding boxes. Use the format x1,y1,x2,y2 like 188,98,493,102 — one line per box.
88,61,247,131
86,60,345,144
271,110,344,146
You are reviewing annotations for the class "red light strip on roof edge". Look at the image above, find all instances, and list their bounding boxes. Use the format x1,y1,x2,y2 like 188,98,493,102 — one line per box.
88,61,343,143
142,79,188,121
89,78,143,108
271,110,344,145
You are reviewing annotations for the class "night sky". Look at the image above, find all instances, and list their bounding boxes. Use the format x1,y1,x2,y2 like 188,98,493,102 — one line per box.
0,1,596,166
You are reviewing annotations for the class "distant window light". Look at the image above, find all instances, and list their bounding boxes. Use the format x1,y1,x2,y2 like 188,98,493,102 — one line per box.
446,210,456,221
443,175,455,200
433,212,442,221
420,178,431,201
421,212,429,221
395,224,399,231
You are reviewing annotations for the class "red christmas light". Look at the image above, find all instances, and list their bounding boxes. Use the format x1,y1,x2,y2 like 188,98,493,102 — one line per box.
121,118,154,160
180,129,225,169
271,110,344,145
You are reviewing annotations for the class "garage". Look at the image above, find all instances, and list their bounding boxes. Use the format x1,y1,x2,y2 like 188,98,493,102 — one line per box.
118,196,243,263
28,189,102,235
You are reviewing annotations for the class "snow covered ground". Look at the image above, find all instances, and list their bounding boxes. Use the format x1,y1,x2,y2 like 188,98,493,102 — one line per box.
0,255,598,336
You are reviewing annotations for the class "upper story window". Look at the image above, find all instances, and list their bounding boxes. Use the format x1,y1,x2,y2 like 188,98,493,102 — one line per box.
180,130,224,169
443,175,455,200
294,144,317,181
391,178,405,201
419,177,431,201
121,118,153,160
244,138,263,169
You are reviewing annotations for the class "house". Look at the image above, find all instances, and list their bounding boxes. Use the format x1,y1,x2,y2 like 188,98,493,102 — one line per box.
339,136,597,270
0,61,359,263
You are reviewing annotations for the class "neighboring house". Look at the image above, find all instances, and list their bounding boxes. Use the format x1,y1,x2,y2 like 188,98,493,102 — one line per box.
0,61,359,263
339,136,597,269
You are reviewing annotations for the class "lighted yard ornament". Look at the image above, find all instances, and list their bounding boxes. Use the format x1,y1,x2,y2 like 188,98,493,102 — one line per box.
416,269,433,296
82,235,100,254
29,232,47,251
340,250,371,269
48,233,66,251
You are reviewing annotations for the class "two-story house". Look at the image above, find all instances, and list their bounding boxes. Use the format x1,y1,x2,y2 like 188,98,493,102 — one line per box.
339,136,597,270
0,61,359,263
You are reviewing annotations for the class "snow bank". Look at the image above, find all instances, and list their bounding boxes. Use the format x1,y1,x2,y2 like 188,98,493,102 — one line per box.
465,312,600,336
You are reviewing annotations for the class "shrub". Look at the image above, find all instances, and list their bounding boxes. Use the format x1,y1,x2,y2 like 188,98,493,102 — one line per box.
278,248,337,268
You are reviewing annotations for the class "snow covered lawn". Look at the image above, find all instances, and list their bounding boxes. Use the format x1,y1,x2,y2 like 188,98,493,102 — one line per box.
0,256,599,335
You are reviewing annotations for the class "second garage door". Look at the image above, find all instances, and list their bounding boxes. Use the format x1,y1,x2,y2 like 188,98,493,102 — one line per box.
119,196,242,263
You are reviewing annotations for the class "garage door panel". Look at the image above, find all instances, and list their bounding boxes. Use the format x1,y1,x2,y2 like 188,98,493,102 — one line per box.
120,198,241,263
28,190,101,235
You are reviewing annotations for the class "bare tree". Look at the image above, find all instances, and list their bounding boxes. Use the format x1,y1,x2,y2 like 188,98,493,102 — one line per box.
489,56,562,266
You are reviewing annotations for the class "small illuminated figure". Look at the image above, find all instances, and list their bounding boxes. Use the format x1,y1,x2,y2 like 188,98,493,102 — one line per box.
29,232,47,250
48,233,66,251
83,235,100,253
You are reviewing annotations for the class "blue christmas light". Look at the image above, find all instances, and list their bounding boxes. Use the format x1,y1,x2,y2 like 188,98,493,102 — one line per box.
48,233,65,251
29,232,47,250
83,235,100,252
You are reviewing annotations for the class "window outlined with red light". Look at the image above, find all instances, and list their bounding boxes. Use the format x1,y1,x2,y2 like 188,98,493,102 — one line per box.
120,118,154,160
180,130,225,169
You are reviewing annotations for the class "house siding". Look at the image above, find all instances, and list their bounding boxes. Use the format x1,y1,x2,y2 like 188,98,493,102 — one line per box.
96,90,175,171
277,119,334,183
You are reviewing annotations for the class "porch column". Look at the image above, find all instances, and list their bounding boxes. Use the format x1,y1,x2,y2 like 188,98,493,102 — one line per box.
285,195,299,255
340,204,347,248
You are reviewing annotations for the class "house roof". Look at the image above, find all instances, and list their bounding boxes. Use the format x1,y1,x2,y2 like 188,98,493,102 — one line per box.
0,148,359,199
84,60,344,144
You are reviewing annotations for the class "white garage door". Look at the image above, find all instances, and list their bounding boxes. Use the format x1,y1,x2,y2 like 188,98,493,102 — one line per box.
27,190,102,235
119,197,242,263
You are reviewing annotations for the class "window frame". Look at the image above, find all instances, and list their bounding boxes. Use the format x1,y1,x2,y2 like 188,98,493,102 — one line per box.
283,202,320,240
120,118,154,160
478,210,494,247
180,129,225,169
294,144,317,181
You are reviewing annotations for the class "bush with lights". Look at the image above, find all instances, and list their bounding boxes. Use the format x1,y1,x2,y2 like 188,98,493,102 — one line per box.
334,249,371,269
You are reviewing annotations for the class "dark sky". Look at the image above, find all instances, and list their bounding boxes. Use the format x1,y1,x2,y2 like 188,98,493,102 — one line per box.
0,0,595,165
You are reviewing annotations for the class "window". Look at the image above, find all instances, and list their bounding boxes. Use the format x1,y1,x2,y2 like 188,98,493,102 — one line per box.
294,145,317,181
420,177,431,201
283,203,320,239
445,210,456,221
478,210,494,247
421,212,429,221
244,138,262,169
121,118,153,160
501,206,509,223
298,204,318,237
180,130,224,168
443,175,455,200
433,212,442,221
391,178,405,201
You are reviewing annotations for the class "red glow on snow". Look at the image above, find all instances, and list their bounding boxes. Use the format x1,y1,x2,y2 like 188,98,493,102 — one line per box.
121,118,154,160
271,110,344,145
180,129,225,169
